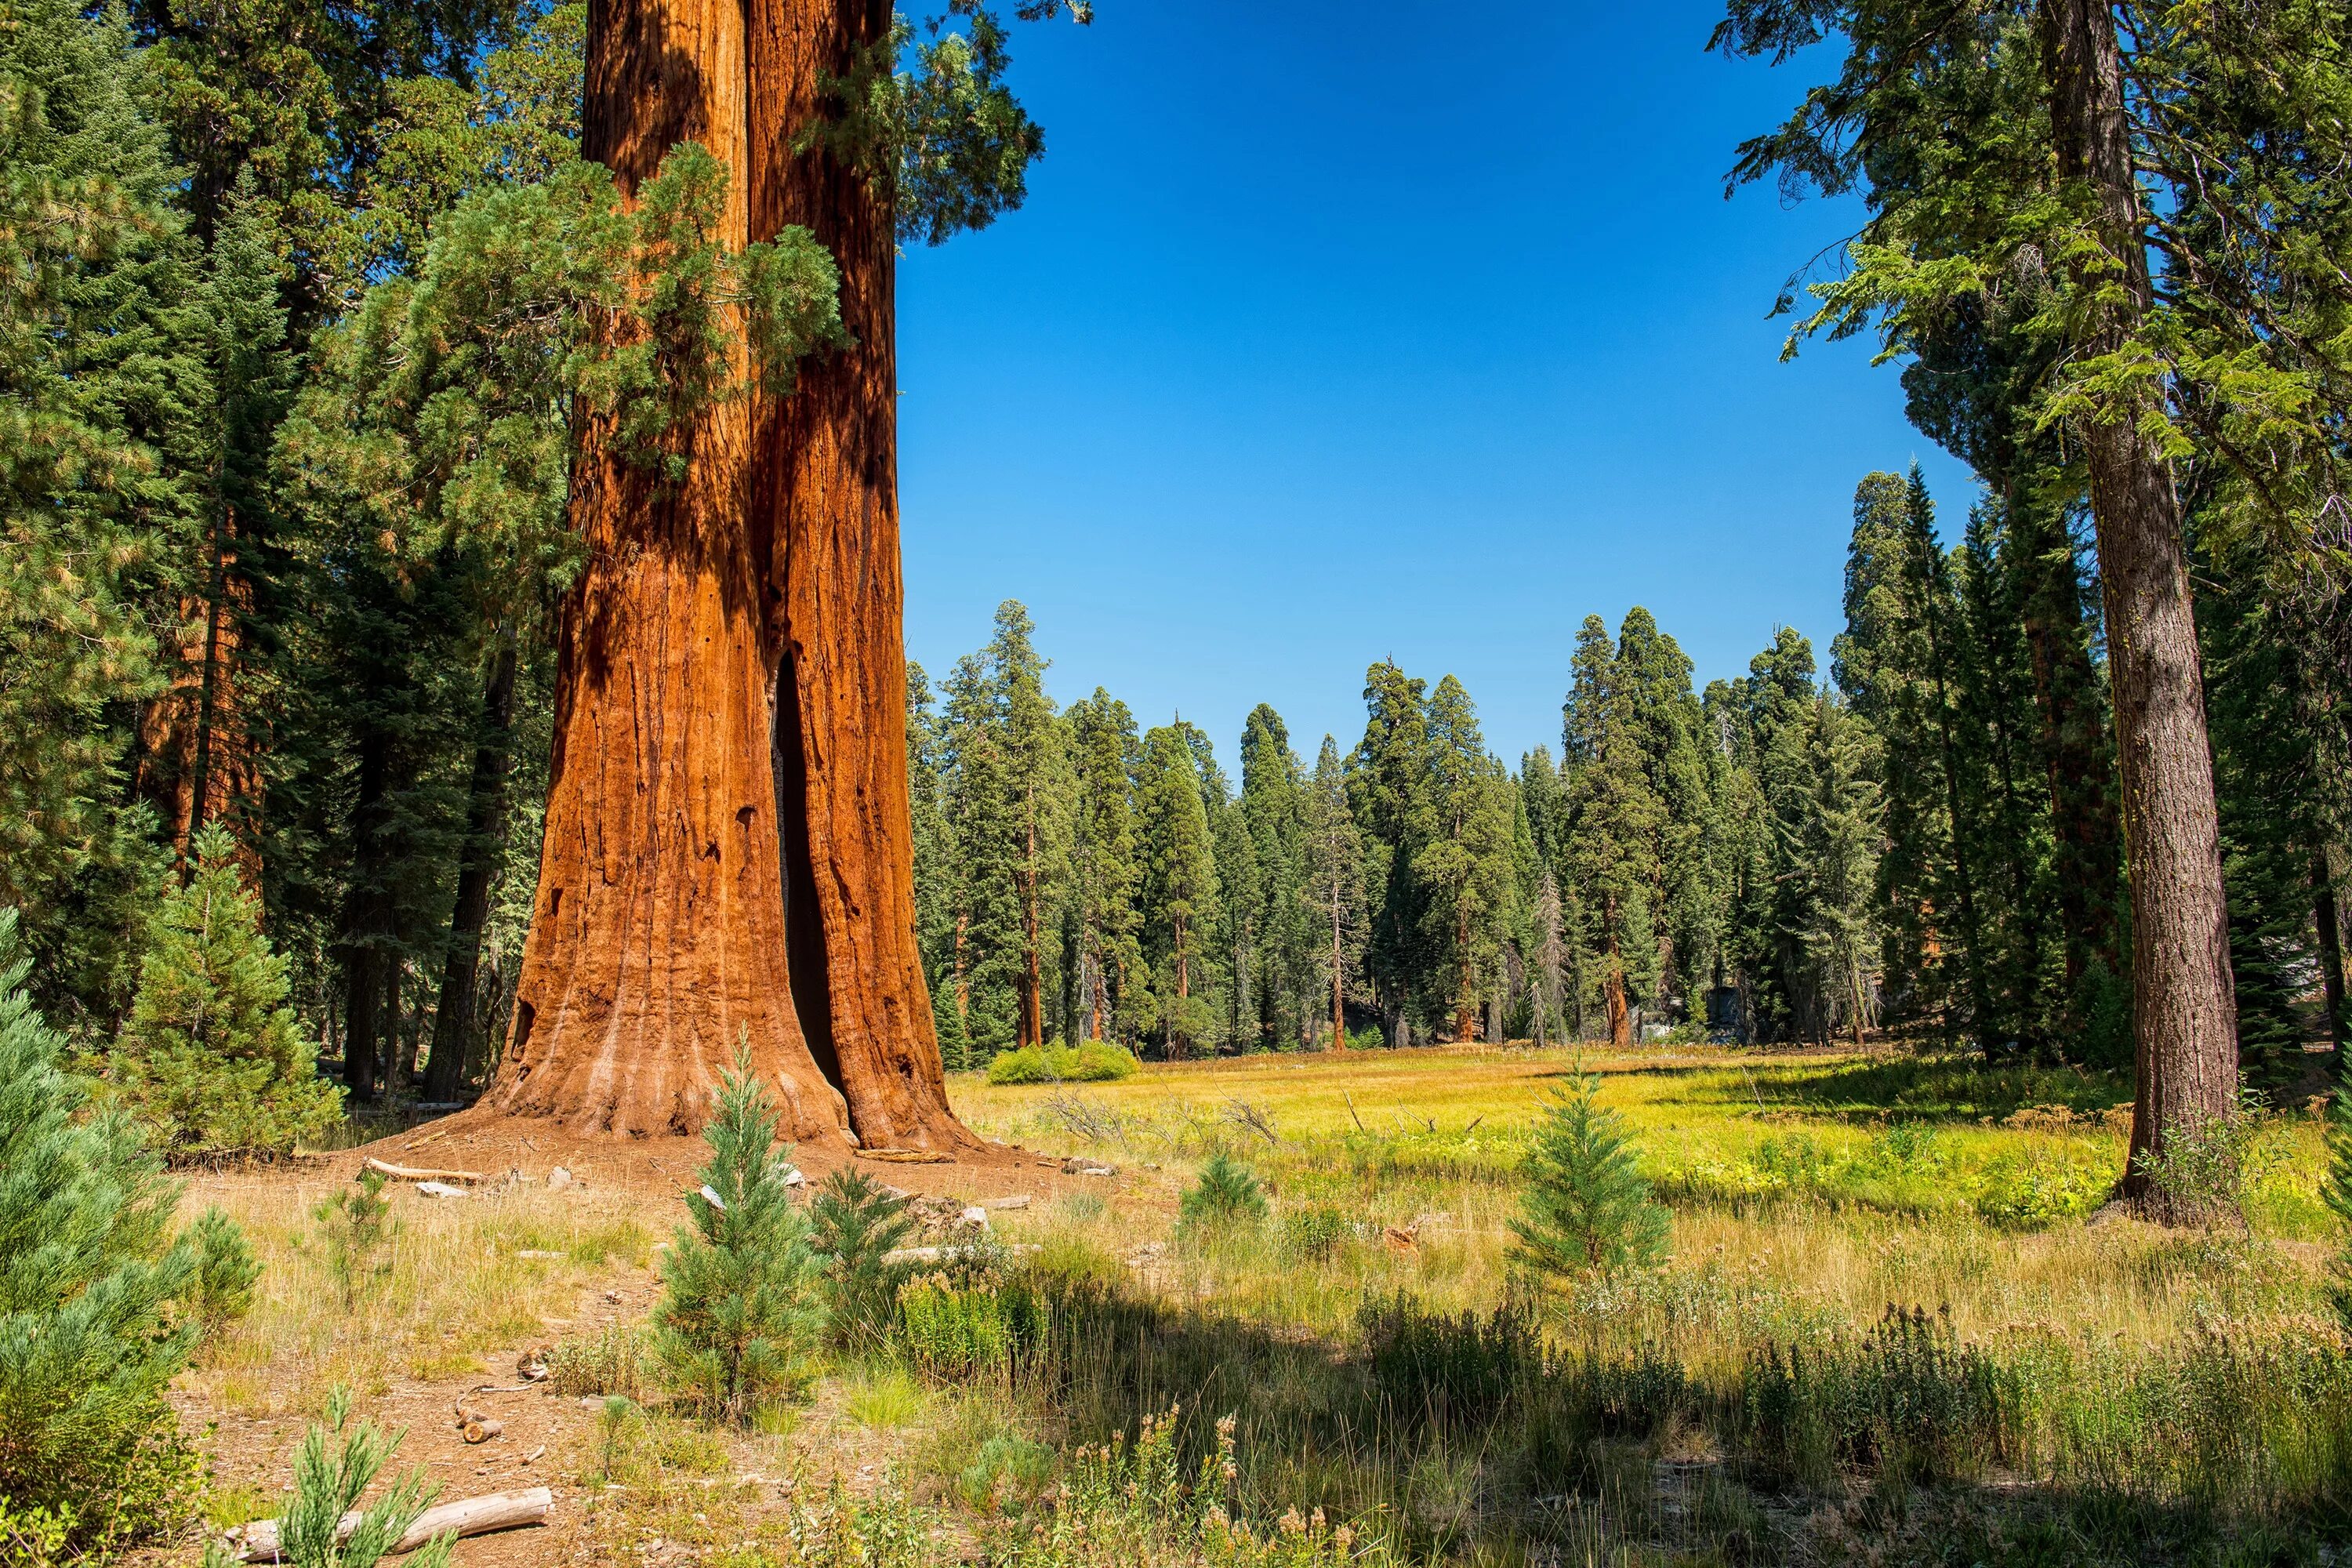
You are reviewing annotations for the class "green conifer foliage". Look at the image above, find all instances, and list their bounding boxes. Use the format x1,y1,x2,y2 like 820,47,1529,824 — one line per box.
0,909,212,1550
1178,1152,1268,1232
115,825,341,1156
273,1386,455,1568
1508,1073,1668,1282
1138,724,1220,1055
808,1169,915,1357
1417,676,1515,1040
1068,690,1147,1044
653,1052,823,1425
1784,696,1886,1049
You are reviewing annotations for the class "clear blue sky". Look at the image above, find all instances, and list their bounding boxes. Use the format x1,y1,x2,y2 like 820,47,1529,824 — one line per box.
895,1,1973,769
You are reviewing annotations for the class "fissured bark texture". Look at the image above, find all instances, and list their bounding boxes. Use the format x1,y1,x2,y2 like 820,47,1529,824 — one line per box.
745,0,975,1152
488,0,849,1142
2040,0,2237,1214
489,0,968,1149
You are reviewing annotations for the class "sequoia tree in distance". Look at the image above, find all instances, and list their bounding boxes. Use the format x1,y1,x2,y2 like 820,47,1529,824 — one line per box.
485,0,1078,1147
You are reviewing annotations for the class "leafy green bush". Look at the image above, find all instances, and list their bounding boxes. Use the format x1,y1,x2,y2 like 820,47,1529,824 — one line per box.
956,1430,1057,1512
985,1042,1142,1085
898,1277,1040,1379
1508,1073,1668,1280
112,826,341,1158
0,908,216,1556
1178,1152,1268,1232
810,1167,915,1355
652,1051,823,1423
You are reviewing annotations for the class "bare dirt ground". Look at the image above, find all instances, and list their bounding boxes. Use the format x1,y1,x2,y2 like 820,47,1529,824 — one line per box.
160,1112,1120,1568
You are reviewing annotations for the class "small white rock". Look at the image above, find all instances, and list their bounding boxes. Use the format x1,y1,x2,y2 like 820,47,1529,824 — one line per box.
699,1183,728,1210
547,1166,575,1192
958,1205,989,1228
416,1181,467,1200
782,1167,806,1187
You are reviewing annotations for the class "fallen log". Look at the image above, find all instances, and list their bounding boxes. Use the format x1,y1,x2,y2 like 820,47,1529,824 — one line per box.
222,1486,551,1563
363,1156,487,1185
855,1149,953,1164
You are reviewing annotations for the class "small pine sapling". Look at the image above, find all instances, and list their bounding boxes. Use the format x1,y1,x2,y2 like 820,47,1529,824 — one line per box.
260,1385,453,1568
652,1048,824,1423
185,1207,261,1345
114,825,342,1157
808,1167,915,1356
1509,1073,1669,1282
1178,1152,1269,1232
314,1171,395,1310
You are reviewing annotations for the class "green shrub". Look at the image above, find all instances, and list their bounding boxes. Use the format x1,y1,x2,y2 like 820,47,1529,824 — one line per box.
2132,1089,2274,1227
1508,1073,1668,1281
985,1042,1142,1085
186,1207,261,1341
956,1430,1058,1512
112,826,342,1158
0,908,210,1555
548,1323,650,1401
1279,1203,1352,1260
652,1050,822,1423
898,1277,1040,1379
2329,1084,2352,1334
263,1385,454,1568
314,1169,395,1310
1178,1152,1268,1231
810,1167,915,1354
1740,1305,2012,1487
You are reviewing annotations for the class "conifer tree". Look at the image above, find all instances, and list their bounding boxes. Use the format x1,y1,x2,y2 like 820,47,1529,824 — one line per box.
1563,619,1664,1047
0,909,234,1551
1352,662,1433,1046
1509,1072,1668,1282
1137,724,1219,1056
1240,705,1312,1049
653,1051,823,1425
942,653,1025,1058
1784,696,1885,1048
114,824,342,1156
1417,676,1515,1040
1067,690,1146,1044
1301,735,1366,1051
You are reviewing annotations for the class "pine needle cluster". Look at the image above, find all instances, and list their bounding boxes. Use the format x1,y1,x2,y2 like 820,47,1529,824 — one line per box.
652,1051,824,1423
808,1168,915,1356
1178,1152,1269,1232
1508,1073,1669,1282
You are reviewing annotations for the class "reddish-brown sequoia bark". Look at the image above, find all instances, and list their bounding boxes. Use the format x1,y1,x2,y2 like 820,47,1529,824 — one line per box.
2040,0,2238,1214
744,0,974,1150
486,0,848,1141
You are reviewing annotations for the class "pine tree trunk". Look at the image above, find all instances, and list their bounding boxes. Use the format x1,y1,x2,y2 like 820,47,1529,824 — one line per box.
136,521,263,882
2315,848,2346,1054
424,633,520,1102
1330,894,1346,1051
2009,488,2125,987
2041,0,2238,1216
744,0,973,1150
485,0,848,1142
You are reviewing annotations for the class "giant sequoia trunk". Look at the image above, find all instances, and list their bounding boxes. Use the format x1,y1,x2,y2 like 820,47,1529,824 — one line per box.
744,0,975,1151
486,0,969,1149
2041,0,2238,1215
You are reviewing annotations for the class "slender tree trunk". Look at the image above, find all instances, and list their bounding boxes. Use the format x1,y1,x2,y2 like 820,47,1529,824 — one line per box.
341,715,392,1105
425,633,520,1102
2316,848,2347,1054
2042,0,2238,1215
138,514,263,881
2010,491,2124,986
745,0,972,1150
1329,892,1346,1051
1604,906,1631,1050
485,0,847,1142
